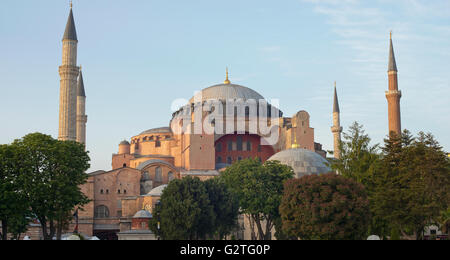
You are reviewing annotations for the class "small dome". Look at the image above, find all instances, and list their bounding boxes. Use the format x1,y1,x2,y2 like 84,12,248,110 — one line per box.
189,84,265,103
119,140,130,146
268,148,331,178
147,184,168,197
133,210,153,219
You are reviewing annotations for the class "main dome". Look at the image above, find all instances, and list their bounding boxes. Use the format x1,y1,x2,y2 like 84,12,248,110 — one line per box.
189,83,265,103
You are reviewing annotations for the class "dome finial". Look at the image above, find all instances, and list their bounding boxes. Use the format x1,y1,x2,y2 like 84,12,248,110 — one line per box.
224,67,231,84
390,30,392,40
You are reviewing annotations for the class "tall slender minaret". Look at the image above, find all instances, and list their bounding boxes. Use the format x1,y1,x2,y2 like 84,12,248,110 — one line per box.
331,81,343,159
76,67,87,144
58,3,79,141
385,31,402,136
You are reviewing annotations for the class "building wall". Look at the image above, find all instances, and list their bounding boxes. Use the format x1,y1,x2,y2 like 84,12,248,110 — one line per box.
214,133,276,165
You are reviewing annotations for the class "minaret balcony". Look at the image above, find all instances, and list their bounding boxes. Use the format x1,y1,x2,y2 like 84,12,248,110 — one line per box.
385,90,402,98
331,126,343,133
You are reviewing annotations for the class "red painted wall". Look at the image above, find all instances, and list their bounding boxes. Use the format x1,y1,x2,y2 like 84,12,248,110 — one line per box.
215,134,275,165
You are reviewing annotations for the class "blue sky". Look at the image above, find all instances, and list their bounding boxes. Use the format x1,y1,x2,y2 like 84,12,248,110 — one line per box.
1,0,449,171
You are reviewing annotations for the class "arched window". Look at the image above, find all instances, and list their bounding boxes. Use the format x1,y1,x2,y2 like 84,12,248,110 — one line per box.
237,136,243,151
216,143,222,152
217,157,222,164
168,171,174,182
94,205,110,218
247,141,252,151
155,167,162,182
227,157,232,165
123,163,127,168
155,140,161,148
227,140,233,151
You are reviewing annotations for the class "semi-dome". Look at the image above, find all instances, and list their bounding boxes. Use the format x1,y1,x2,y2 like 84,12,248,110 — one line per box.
268,148,331,178
189,83,265,103
133,210,152,219
147,184,168,197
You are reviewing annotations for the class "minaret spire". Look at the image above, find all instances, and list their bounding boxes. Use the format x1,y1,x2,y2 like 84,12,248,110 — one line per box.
76,66,88,145
386,31,402,137
63,3,78,41
388,31,397,72
331,81,343,159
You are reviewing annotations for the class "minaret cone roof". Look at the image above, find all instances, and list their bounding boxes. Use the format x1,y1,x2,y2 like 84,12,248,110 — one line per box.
63,8,78,41
333,84,340,113
388,34,397,72
77,69,85,97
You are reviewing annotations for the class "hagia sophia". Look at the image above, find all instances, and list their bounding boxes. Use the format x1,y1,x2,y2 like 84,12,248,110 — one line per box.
24,5,402,240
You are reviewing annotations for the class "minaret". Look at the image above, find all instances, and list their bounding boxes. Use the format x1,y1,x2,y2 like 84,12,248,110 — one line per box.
58,3,79,141
385,31,402,137
76,67,87,144
331,82,343,159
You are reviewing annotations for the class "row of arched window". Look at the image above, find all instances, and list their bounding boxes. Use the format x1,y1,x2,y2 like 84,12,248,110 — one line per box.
216,138,262,152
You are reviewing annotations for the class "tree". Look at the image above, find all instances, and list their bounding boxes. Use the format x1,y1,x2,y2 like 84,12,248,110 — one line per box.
150,177,215,240
330,122,390,237
330,122,380,184
0,144,30,240
13,133,90,240
221,158,294,240
372,131,450,240
280,173,370,240
204,178,239,240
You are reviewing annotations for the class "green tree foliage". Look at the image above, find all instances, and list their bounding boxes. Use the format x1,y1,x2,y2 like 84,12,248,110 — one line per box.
150,176,238,240
204,178,239,240
372,131,450,240
331,122,380,184
12,133,90,240
330,122,387,237
438,208,450,235
221,158,294,240
280,173,370,240
0,144,30,240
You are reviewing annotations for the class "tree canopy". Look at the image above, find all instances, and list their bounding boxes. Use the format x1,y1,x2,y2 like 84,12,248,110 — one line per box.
150,176,239,240
11,133,91,240
221,158,294,240
280,173,370,240
372,131,450,239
